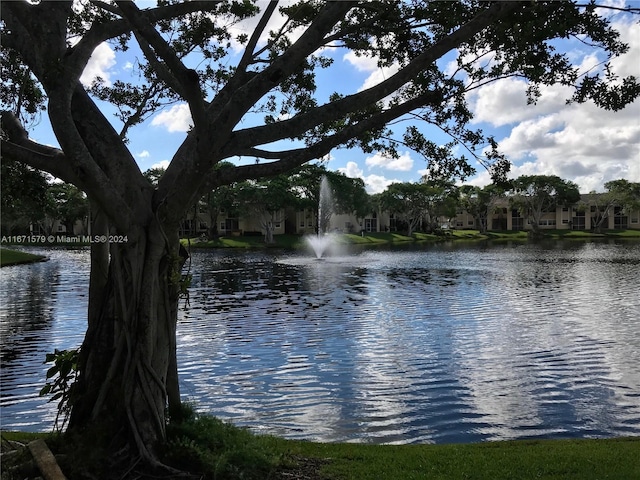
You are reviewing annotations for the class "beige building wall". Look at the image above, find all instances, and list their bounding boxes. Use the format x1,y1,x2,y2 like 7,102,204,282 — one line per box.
450,196,640,232
186,194,640,237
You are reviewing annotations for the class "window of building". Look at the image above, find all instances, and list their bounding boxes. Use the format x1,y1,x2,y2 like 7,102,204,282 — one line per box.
365,218,377,232
225,218,239,231
538,219,556,226
614,216,628,229
512,218,524,230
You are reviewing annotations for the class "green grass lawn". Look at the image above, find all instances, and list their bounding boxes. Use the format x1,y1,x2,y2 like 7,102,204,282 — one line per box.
341,232,417,244
3,425,638,480
0,248,47,267
182,234,304,249
251,434,637,480
273,436,640,480
182,229,640,250
483,229,640,240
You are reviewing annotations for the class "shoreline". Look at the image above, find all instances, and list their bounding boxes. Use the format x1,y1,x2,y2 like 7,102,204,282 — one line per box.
2,429,638,479
0,248,48,267
2,229,639,253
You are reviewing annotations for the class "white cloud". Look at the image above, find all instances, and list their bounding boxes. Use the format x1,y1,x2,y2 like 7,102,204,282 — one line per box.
365,174,398,194
343,51,400,92
150,160,170,170
343,51,378,72
365,151,414,171
339,161,364,178
80,42,116,87
339,161,399,194
468,78,572,127
360,67,400,92
227,1,306,53
497,99,640,192
137,150,150,158
151,104,193,133
466,18,640,193
608,19,640,80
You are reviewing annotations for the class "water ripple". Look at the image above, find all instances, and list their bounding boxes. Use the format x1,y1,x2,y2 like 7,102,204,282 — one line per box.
1,242,639,444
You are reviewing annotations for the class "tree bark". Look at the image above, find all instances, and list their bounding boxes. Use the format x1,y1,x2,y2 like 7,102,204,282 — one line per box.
69,219,187,465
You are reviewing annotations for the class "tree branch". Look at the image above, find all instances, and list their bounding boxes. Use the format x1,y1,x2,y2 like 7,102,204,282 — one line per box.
1,111,84,188
115,1,207,129
576,4,640,13
201,89,441,194
46,93,133,231
236,1,279,74
82,1,225,46
224,1,521,154
132,30,186,98
155,1,356,220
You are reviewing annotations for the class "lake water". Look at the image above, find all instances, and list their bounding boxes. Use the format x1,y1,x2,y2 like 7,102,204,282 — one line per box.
1,241,639,444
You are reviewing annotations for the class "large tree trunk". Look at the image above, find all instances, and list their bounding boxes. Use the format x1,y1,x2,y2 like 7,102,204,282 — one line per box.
69,218,187,467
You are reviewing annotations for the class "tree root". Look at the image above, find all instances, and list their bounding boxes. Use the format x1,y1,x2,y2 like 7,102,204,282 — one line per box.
27,439,67,480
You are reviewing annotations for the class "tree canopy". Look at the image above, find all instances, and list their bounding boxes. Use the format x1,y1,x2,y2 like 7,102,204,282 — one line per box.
459,184,505,233
3,1,639,226
510,174,582,234
0,157,49,234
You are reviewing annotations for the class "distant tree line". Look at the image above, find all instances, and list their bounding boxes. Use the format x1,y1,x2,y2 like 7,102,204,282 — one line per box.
1,157,88,235
3,160,638,239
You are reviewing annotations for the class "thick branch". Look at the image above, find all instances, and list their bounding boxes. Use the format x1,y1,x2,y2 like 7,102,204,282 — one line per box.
236,1,279,74
115,1,207,128
132,31,186,98
225,1,521,154
1,111,85,187
222,2,355,122
47,93,133,231
81,1,225,47
202,90,440,193
70,84,152,196
156,2,355,219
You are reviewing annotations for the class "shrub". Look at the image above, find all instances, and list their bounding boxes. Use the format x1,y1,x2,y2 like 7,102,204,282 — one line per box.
163,404,279,479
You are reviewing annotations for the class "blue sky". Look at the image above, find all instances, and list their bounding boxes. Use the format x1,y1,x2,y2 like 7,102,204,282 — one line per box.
28,1,640,195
